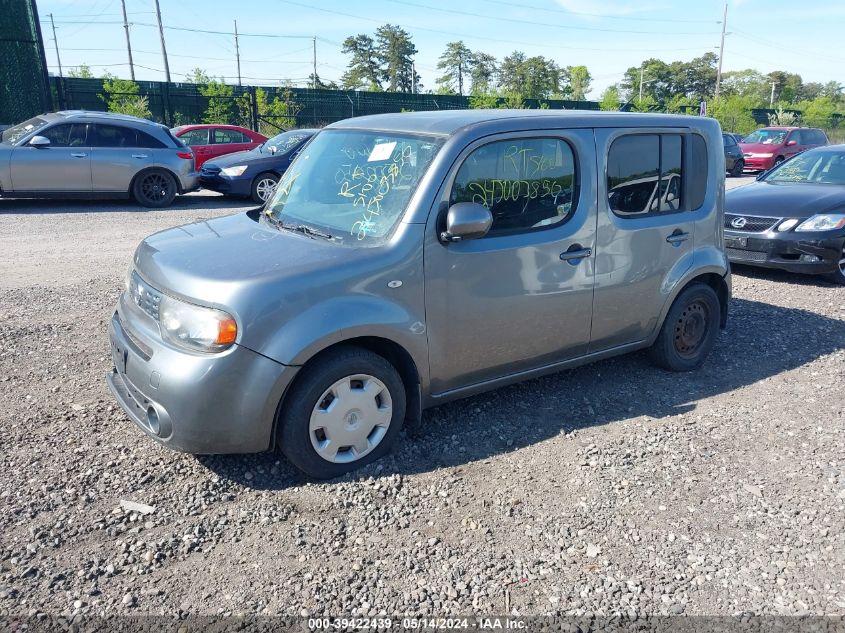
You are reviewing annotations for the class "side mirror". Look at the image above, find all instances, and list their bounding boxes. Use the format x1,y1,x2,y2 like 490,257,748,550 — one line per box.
29,135,50,147
786,140,797,146
440,202,492,243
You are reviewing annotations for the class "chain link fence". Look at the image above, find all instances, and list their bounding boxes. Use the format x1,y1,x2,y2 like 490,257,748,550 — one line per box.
0,0,52,126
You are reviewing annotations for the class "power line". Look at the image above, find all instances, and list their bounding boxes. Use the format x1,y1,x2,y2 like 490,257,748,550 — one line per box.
482,0,719,24
384,0,717,35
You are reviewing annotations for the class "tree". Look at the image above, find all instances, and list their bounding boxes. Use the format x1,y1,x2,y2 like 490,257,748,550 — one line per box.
100,74,151,119
498,51,560,99
768,106,799,126
707,95,759,135
599,85,620,111
199,78,240,125
68,64,93,79
469,52,497,94
797,96,838,129
186,68,211,84
435,41,473,95
341,34,382,90
720,69,769,105
308,73,338,90
374,24,417,92
767,71,803,104
499,51,527,96
468,91,500,109
255,88,300,134
564,65,592,100
821,81,843,102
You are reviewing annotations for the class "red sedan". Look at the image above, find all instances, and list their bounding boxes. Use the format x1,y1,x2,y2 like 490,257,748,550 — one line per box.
171,124,267,169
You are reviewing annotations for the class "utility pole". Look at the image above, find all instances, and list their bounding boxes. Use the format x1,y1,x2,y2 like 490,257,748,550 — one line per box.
234,20,241,86
714,2,728,98
48,13,63,77
639,65,644,104
412,62,416,94
770,82,776,107
312,37,317,89
120,0,135,80
153,0,171,82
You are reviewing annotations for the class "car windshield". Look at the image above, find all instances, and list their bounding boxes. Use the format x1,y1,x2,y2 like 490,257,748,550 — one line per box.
742,129,787,145
263,130,312,154
1,116,48,144
765,151,845,185
265,129,443,243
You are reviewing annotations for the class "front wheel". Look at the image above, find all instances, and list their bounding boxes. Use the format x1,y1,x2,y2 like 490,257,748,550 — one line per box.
132,169,177,208
824,243,845,285
650,283,721,372
278,347,406,479
251,172,279,204
730,159,745,177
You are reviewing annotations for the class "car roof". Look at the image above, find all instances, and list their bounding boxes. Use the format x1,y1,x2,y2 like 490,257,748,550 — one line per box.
172,123,253,130
48,110,163,128
327,109,717,137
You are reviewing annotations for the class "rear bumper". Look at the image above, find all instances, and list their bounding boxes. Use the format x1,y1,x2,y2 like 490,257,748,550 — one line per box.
199,173,251,197
107,310,298,454
724,229,845,274
178,172,200,193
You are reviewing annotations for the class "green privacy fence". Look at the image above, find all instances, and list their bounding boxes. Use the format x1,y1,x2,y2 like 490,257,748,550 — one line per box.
47,77,601,131
0,0,52,126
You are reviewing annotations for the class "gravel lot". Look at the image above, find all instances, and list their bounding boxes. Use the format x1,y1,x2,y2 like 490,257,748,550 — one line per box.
1,179,844,619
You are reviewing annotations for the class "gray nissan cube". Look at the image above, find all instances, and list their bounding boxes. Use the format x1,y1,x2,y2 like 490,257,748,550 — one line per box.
107,110,730,479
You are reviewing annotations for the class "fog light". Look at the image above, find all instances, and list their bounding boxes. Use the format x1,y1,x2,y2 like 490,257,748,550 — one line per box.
800,254,820,263
146,406,160,434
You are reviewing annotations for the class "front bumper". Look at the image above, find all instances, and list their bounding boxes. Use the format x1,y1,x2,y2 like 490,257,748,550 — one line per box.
724,229,845,274
198,173,252,197
106,310,298,454
741,155,776,171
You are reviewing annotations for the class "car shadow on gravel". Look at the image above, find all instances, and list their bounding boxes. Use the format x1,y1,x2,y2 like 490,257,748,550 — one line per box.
199,297,845,488
731,263,841,288
0,193,251,214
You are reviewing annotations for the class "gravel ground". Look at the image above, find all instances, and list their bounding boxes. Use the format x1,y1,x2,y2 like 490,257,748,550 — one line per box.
1,180,844,619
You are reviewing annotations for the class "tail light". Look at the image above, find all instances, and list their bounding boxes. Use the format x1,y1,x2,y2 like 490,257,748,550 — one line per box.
177,151,193,160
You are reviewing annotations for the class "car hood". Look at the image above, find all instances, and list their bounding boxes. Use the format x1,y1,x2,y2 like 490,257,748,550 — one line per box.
739,142,783,154
725,181,845,217
204,147,269,169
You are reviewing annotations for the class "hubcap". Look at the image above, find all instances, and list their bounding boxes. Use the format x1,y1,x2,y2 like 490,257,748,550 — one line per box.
309,374,392,464
141,174,168,202
673,300,709,359
256,178,277,201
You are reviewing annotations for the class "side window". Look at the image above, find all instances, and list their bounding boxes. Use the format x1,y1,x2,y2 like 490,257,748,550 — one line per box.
91,124,136,148
607,134,684,216
723,134,736,148
41,123,88,147
214,129,247,144
136,130,166,148
450,137,578,236
180,129,208,145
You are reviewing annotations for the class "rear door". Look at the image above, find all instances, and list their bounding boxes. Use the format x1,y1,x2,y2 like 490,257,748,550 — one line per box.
590,130,698,352
211,128,253,160
178,128,212,167
10,122,92,192
89,124,166,192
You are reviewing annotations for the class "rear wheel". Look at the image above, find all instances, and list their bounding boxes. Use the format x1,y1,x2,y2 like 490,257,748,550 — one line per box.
730,159,744,177
650,283,721,372
278,347,406,479
132,169,177,208
825,243,845,285
251,172,278,204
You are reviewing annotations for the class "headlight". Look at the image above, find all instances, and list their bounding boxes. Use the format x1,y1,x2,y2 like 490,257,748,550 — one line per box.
795,214,845,232
158,294,237,352
776,219,799,232
220,165,247,177
756,152,774,158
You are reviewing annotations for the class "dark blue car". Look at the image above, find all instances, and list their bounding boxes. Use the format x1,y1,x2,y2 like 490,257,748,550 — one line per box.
199,129,317,203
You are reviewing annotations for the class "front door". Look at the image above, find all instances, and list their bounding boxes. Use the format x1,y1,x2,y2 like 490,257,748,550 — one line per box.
10,122,92,192
425,131,597,395
589,130,696,351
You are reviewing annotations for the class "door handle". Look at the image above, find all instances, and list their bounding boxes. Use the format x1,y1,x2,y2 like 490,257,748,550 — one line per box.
71,152,87,158
131,154,149,159
559,245,593,262
666,230,690,246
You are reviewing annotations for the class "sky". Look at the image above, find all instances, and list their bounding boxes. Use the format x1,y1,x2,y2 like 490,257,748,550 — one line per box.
36,0,845,98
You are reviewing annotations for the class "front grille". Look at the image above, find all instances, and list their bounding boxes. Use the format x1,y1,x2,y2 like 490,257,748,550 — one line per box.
201,166,220,176
724,214,779,233
725,247,767,262
129,271,161,322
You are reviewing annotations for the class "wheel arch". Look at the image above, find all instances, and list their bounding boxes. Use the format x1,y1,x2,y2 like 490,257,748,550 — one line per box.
271,336,423,449
129,165,182,196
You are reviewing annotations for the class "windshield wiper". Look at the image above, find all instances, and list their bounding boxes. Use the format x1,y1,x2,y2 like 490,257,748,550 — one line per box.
276,220,335,240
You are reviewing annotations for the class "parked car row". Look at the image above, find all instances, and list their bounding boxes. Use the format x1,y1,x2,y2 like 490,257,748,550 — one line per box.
722,126,829,176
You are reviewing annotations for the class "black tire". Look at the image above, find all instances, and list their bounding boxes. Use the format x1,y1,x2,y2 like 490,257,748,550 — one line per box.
824,244,845,285
132,169,177,208
277,346,406,479
730,159,744,177
649,283,721,372
251,172,279,204
774,156,785,167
